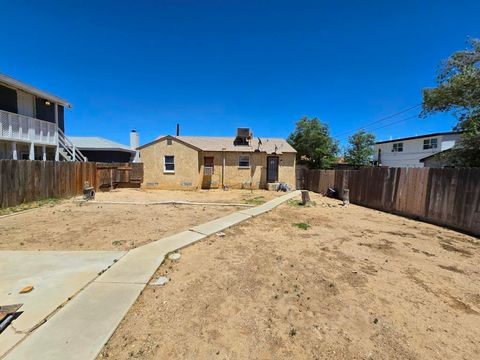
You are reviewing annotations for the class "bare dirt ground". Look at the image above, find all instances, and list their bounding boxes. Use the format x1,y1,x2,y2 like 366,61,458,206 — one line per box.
92,188,282,204
100,193,480,360
0,189,276,251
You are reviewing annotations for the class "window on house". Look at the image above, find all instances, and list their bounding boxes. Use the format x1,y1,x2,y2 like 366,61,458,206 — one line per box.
392,143,403,152
167,139,172,145
238,155,250,167
423,138,438,150
164,155,175,172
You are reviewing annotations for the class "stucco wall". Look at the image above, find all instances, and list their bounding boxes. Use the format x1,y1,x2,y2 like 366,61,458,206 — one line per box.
141,138,296,190
140,139,200,190
199,151,296,190
278,152,296,188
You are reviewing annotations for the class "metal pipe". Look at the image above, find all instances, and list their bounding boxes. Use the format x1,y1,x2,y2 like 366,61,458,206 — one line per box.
222,149,225,188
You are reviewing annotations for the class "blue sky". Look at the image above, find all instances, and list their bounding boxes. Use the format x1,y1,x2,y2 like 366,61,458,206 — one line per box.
1,0,478,148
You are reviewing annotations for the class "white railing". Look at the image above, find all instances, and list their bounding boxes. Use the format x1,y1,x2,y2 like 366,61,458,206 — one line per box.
0,109,57,146
58,128,87,162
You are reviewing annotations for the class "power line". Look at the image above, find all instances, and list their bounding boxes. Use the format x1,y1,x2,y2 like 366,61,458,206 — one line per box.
333,104,422,138
337,114,420,142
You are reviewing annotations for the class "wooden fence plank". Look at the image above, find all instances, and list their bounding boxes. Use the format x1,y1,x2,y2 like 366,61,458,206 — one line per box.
0,160,143,209
299,167,480,236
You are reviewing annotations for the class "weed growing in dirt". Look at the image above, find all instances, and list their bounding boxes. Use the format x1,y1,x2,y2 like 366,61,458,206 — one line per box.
112,240,126,246
244,196,266,205
288,199,316,207
0,197,60,216
293,222,311,230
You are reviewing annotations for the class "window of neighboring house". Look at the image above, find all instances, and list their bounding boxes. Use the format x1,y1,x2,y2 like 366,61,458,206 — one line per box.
238,155,250,168
164,155,175,173
167,139,172,145
423,138,438,150
392,142,403,152
204,157,214,175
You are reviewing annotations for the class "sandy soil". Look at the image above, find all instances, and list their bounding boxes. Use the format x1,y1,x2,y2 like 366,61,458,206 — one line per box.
92,188,282,204
0,189,275,251
99,193,480,360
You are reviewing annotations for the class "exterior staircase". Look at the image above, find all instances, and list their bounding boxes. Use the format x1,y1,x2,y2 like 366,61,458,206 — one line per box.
57,128,87,162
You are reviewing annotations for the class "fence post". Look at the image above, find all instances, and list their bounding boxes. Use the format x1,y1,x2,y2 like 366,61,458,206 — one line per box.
343,188,350,205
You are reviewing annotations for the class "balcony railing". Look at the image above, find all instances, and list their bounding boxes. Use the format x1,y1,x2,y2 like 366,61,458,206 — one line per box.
0,109,57,146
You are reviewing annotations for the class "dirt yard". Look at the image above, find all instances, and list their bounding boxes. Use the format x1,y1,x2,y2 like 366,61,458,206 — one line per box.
91,188,282,204
99,193,480,360
0,189,278,251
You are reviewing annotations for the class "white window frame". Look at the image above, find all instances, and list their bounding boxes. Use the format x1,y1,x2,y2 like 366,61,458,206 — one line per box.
164,155,175,173
238,155,250,168
392,142,403,152
423,138,438,150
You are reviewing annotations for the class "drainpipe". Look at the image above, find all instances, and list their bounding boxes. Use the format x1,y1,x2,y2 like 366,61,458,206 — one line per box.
222,148,226,188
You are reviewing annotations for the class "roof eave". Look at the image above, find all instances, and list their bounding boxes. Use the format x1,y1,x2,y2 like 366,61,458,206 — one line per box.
76,147,136,153
0,73,72,108
375,131,461,145
138,135,202,151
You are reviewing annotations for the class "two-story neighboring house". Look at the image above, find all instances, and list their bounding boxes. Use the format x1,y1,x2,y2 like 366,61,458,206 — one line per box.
0,73,86,161
373,131,462,168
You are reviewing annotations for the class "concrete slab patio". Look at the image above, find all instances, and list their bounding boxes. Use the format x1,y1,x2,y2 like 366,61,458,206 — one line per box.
4,282,144,360
0,251,125,358
3,191,300,360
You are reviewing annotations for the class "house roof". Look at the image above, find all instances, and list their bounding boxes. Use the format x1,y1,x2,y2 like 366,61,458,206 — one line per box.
68,137,135,153
139,135,297,154
0,73,72,108
419,149,453,162
375,131,461,145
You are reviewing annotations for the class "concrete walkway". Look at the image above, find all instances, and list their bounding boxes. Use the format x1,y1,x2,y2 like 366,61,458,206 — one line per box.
3,191,300,360
0,251,125,358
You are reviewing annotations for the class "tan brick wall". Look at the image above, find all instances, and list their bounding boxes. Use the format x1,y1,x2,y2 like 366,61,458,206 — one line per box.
140,138,296,190
140,139,201,190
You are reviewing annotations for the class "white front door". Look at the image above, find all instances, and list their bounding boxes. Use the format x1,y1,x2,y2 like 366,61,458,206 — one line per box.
17,90,35,117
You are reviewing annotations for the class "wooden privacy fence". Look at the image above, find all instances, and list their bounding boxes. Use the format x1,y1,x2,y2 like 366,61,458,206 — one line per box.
0,160,97,208
0,160,144,208
96,162,143,190
298,167,480,236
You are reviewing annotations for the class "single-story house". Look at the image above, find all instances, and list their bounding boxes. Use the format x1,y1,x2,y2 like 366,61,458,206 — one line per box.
419,149,455,168
138,128,297,190
68,136,136,163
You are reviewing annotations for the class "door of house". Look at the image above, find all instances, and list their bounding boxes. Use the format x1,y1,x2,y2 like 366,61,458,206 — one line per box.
202,157,215,189
204,157,214,174
267,156,279,183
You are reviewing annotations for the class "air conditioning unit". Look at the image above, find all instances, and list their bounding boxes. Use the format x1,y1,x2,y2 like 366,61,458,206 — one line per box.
236,128,252,139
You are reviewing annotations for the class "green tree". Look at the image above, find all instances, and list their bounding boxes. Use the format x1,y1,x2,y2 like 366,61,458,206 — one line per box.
422,38,480,167
344,130,376,168
287,117,339,169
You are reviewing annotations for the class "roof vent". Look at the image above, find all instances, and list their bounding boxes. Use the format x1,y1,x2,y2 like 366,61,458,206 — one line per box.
234,128,252,146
